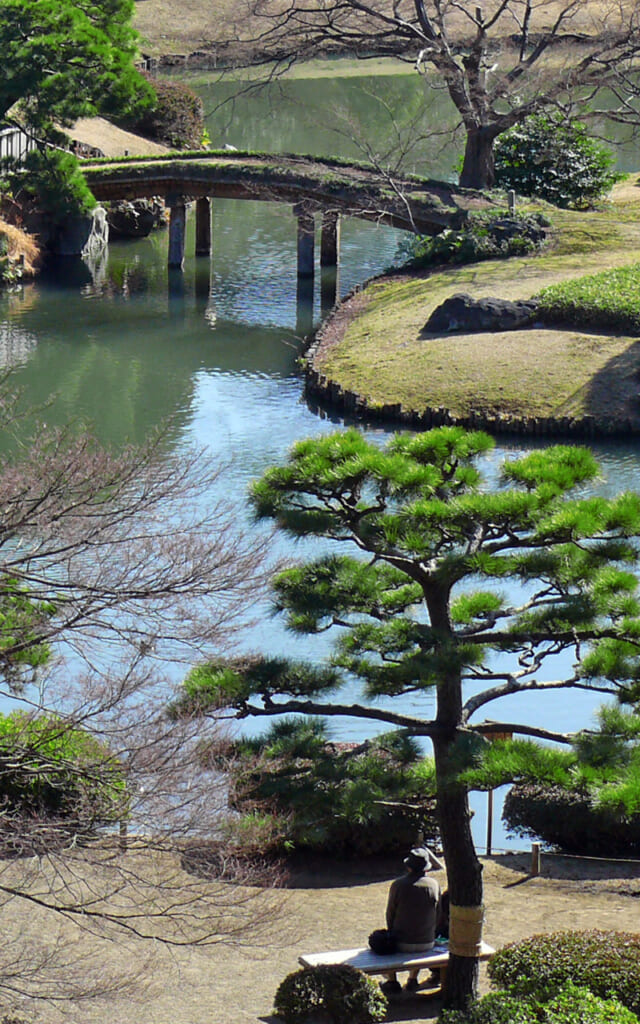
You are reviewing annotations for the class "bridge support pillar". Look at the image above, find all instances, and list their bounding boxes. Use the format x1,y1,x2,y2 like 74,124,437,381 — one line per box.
320,210,340,268
195,197,212,257
167,195,187,269
294,205,315,278
320,266,339,318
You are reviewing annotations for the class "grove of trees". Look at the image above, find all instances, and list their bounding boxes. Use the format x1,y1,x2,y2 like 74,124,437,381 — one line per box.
175,426,640,1008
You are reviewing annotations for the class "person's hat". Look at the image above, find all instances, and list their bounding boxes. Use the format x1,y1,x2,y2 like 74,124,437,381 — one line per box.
403,847,431,872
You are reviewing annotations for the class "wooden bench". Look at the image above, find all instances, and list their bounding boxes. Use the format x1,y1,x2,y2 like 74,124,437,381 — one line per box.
299,941,496,994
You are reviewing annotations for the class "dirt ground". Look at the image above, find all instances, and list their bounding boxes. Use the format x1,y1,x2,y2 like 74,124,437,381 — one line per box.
11,850,637,1024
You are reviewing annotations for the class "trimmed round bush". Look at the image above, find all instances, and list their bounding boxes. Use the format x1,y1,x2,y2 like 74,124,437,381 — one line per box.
440,983,639,1024
126,74,205,149
503,782,640,857
488,931,640,1016
494,113,623,208
274,965,387,1024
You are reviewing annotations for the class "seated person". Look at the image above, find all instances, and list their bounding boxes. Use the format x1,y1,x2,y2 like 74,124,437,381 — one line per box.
381,845,443,994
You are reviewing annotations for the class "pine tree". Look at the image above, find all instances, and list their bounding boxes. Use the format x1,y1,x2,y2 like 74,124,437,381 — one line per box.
0,0,148,132
177,426,640,1008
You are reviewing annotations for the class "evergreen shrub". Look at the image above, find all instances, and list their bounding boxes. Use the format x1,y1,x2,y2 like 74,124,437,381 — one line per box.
208,717,438,857
274,965,387,1024
126,74,205,149
488,931,640,1016
503,782,640,856
440,982,639,1024
398,211,548,269
19,149,97,222
0,712,125,830
494,114,624,208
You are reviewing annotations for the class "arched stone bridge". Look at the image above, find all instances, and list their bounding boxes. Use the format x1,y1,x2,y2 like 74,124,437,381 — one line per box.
83,151,490,274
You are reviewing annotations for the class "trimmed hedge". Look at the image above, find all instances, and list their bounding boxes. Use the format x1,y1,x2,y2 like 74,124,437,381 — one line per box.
0,712,125,825
440,984,639,1024
537,263,640,334
488,931,640,1017
503,782,640,857
274,965,387,1024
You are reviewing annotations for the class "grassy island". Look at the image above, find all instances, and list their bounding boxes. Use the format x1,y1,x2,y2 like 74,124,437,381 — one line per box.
310,179,640,431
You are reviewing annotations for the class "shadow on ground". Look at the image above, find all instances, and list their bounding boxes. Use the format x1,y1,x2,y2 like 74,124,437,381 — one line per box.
284,852,405,889
259,989,442,1023
583,337,640,423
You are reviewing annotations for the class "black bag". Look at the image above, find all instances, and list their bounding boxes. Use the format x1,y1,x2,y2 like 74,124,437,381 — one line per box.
368,928,397,955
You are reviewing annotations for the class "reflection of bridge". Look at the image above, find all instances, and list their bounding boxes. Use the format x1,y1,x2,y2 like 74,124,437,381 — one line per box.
83,152,487,276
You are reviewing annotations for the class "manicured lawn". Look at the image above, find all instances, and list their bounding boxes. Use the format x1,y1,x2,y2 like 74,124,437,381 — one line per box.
316,186,640,423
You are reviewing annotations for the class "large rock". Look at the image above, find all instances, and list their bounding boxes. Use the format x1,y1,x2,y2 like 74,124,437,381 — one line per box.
107,198,167,239
424,292,540,334
53,206,109,257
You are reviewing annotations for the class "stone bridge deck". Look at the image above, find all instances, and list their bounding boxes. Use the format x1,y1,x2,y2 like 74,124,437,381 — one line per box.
82,151,491,273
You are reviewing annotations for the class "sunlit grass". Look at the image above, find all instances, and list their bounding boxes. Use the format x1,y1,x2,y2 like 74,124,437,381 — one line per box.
539,263,640,333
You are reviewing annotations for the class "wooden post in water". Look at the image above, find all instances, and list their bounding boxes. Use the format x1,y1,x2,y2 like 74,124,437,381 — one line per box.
295,204,315,278
167,194,187,269
320,210,340,268
195,196,212,257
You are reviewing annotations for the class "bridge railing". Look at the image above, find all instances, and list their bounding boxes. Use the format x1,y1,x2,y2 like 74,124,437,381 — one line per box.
0,126,38,165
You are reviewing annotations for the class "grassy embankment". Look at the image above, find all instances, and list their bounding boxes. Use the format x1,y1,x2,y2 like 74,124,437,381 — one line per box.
313,181,640,425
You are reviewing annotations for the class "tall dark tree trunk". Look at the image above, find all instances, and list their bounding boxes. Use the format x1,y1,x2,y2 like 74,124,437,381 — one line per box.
434,737,484,1009
458,127,497,190
427,580,484,1012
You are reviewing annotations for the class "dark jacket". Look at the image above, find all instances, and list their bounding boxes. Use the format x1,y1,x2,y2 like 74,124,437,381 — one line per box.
386,871,440,947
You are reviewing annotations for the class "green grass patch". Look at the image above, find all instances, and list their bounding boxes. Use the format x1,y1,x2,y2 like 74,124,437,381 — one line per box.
538,262,640,332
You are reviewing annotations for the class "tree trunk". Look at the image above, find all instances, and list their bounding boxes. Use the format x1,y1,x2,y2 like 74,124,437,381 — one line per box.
433,738,484,1009
458,128,497,190
425,587,484,1009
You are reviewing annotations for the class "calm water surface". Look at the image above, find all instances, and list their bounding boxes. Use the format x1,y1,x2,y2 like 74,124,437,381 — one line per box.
1,67,639,850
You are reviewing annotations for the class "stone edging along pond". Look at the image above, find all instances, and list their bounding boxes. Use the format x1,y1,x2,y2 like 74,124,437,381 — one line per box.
302,290,640,441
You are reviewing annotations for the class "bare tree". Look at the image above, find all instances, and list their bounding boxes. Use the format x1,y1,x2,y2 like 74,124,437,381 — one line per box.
218,0,640,187
0,380,286,1016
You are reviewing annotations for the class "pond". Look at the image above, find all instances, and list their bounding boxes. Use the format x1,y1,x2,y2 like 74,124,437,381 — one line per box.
1,60,639,853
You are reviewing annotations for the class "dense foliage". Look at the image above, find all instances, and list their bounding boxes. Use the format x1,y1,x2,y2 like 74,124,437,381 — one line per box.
0,0,149,132
274,965,387,1024
537,264,640,333
209,717,438,856
462,706,640,856
503,782,640,857
494,115,623,208
440,982,639,1024
400,212,548,269
124,74,205,149
15,150,97,223
488,932,640,1017
0,711,125,827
